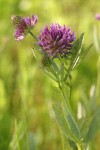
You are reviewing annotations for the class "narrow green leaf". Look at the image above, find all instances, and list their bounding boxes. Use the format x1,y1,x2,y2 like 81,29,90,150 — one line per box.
53,103,77,142
84,107,100,142
80,44,93,60
69,33,84,70
78,118,92,140
44,70,57,82
62,103,81,141
74,44,93,69
73,33,84,54
60,63,64,82
69,34,92,71
49,58,60,74
49,65,57,77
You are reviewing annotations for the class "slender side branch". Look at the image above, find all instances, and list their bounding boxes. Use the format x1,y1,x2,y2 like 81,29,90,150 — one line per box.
28,30,38,41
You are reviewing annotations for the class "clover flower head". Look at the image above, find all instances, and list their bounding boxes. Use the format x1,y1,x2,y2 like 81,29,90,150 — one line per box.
95,13,100,21
11,15,38,41
37,23,75,57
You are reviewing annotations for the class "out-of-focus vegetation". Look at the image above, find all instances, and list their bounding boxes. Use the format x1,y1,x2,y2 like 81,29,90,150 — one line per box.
0,0,100,149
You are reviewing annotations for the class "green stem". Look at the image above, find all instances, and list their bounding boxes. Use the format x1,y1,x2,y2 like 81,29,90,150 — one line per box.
77,143,84,150
28,30,38,41
58,81,72,113
68,72,72,103
63,69,72,103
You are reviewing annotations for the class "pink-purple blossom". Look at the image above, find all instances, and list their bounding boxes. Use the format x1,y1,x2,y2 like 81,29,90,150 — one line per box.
95,13,100,21
37,23,75,57
11,15,38,41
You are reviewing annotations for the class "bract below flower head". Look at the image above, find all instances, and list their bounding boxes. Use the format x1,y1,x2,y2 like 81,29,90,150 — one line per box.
95,13,100,21
11,15,38,41
37,23,76,58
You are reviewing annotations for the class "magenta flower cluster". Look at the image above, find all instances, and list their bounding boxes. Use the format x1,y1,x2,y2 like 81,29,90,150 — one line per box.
37,24,75,57
11,15,38,41
11,15,76,57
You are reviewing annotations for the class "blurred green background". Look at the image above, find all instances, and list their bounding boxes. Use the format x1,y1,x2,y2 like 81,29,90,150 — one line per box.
0,0,100,149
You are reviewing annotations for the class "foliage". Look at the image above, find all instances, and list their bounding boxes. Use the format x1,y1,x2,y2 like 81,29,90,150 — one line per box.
0,0,100,150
